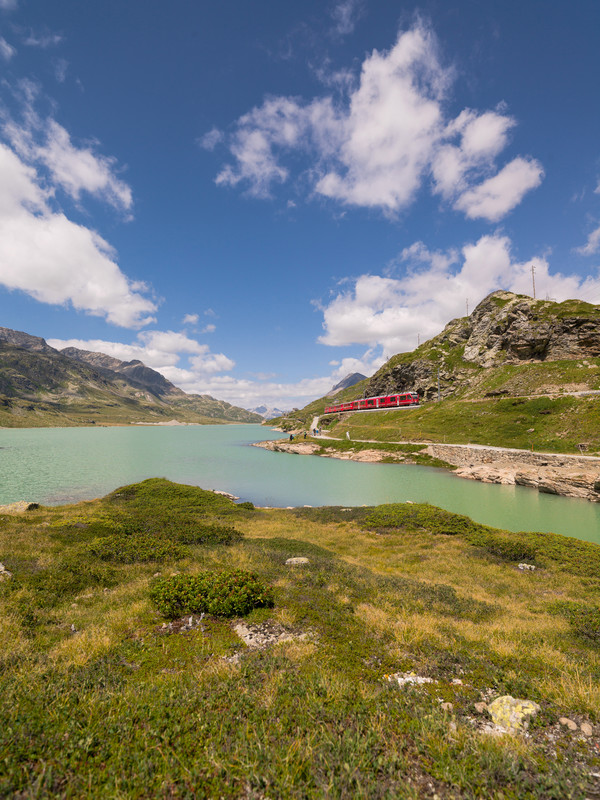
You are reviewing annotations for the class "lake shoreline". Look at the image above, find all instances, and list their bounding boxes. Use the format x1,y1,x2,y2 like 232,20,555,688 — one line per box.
254,437,600,503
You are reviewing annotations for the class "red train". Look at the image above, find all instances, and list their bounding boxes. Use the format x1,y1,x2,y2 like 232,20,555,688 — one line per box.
323,392,419,415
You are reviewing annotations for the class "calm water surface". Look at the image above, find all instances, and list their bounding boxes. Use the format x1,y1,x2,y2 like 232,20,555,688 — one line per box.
0,424,599,544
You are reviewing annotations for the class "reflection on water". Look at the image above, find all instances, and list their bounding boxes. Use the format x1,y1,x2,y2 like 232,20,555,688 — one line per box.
0,425,599,543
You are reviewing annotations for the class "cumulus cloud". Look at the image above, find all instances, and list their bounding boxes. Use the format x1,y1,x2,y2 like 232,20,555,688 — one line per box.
318,234,600,357
49,329,235,376
3,97,133,212
0,92,154,326
198,127,223,151
453,157,543,221
576,224,600,256
182,313,199,325
206,22,542,221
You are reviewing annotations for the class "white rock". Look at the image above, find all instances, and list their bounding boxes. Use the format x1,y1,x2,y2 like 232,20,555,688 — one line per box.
386,671,435,687
285,557,310,565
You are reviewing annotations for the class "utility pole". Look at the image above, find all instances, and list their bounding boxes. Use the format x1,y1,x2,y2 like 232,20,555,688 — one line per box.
437,364,441,402
531,263,536,299
417,333,420,347
466,298,469,316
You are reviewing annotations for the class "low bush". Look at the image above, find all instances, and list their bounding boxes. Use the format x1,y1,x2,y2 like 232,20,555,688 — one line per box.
150,569,274,618
171,522,243,546
87,533,185,563
20,558,117,606
362,503,479,536
550,601,600,644
463,529,539,563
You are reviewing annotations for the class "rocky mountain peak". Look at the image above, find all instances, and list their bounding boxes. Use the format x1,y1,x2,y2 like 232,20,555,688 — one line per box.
365,291,600,401
0,327,57,354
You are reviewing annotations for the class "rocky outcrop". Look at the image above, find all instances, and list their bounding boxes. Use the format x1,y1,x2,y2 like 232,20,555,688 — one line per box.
461,292,600,366
365,291,600,400
0,327,56,354
425,443,600,502
327,372,367,396
61,347,182,398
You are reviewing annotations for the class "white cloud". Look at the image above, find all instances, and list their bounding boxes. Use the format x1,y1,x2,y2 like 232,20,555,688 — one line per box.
0,36,15,60
53,58,68,83
23,31,62,48
0,138,153,327
318,234,600,357
432,109,516,199
0,82,151,326
576,224,600,256
49,329,236,376
182,313,199,325
198,127,223,151
331,0,363,36
4,104,133,212
201,323,216,334
453,157,544,221
0,0,17,9
207,22,542,221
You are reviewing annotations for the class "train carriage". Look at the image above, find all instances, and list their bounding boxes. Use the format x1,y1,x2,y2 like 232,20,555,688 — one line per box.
323,392,419,415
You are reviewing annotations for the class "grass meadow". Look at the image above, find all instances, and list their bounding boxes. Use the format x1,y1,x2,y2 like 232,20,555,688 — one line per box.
1,479,599,798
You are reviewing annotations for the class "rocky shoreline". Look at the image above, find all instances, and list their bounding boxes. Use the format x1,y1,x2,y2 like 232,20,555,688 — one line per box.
254,438,600,503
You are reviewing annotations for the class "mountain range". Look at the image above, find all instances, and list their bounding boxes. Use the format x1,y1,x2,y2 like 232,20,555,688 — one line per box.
0,327,261,426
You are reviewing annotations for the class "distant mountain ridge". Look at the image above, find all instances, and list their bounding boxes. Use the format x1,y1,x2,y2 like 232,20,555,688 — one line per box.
0,327,261,426
61,346,180,398
327,372,367,396
250,405,286,420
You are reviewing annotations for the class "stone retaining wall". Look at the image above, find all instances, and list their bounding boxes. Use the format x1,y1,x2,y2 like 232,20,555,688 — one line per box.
424,444,600,471
425,444,600,501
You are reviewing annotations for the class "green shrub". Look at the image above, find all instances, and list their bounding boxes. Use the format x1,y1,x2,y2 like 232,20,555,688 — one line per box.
107,478,239,517
362,503,479,536
150,569,274,618
173,523,243,545
463,529,538,563
23,558,117,606
87,533,185,563
550,601,600,644
236,501,255,511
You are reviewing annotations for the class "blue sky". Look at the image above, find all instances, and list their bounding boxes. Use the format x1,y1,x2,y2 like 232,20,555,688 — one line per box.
0,0,599,409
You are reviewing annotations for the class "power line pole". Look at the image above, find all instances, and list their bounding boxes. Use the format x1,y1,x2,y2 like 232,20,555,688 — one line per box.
466,298,469,316
531,263,536,299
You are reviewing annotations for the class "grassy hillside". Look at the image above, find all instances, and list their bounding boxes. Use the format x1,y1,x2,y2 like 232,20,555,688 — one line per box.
0,341,261,427
0,479,598,797
271,292,600,453
322,393,600,455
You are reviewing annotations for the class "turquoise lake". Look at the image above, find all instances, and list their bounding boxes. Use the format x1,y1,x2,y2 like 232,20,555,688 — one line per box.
0,424,599,543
